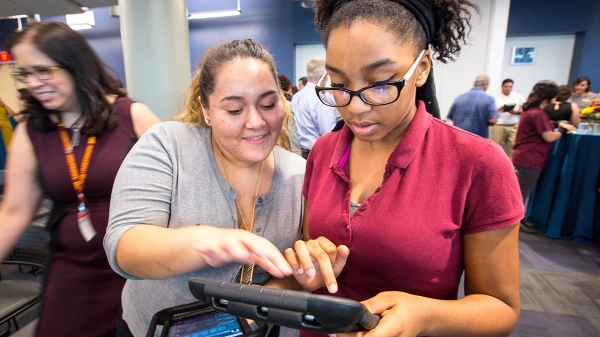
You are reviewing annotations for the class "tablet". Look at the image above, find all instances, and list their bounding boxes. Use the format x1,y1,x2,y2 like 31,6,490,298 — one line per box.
145,301,268,337
188,277,380,334
503,103,516,112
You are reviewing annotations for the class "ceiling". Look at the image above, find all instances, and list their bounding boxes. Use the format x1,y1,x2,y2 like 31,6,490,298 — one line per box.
0,0,118,18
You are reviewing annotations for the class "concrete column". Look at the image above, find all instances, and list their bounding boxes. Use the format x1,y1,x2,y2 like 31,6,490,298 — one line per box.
119,0,191,120
484,0,511,95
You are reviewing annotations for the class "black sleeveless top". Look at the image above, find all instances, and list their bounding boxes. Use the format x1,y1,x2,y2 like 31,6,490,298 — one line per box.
544,102,572,126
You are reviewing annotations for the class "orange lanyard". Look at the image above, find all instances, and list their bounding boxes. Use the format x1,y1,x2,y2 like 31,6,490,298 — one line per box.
57,121,96,211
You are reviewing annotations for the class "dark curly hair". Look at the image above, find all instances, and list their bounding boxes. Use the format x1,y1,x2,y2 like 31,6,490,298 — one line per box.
522,81,559,111
313,0,479,63
8,21,126,135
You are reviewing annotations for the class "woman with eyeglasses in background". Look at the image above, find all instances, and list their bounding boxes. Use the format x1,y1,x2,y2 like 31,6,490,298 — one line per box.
0,21,160,337
284,1,524,336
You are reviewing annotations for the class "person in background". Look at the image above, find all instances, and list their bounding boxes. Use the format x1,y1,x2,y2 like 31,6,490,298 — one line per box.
447,74,498,138
104,39,307,337
285,0,523,336
491,78,526,158
0,96,17,169
0,21,160,337
292,59,338,158
277,73,302,155
568,76,600,110
569,76,598,110
298,76,308,91
544,84,581,127
291,84,299,95
278,73,295,101
513,81,575,233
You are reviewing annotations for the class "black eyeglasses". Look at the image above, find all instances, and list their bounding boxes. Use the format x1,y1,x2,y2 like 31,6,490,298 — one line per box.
315,50,425,108
12,66,63,83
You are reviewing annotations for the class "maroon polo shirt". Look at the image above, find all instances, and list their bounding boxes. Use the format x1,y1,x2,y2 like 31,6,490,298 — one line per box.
512,107,556,169
302,102,523,328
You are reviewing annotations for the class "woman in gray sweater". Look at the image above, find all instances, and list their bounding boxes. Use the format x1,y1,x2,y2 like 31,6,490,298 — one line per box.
104,39,308,336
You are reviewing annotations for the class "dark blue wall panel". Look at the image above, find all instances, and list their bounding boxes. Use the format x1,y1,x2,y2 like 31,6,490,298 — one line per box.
0,1,321,88
508,0,600,92
5,1,595,92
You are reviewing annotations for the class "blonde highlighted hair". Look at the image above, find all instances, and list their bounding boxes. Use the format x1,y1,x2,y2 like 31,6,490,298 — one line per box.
173,39,292,151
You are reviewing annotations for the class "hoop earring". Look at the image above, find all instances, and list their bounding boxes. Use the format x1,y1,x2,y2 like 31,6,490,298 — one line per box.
204,118,210,126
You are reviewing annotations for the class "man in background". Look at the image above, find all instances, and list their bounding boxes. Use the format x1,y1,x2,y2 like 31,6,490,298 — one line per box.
447,74,498,138
491,79,526,158
292,59,337,159
297,77,307,91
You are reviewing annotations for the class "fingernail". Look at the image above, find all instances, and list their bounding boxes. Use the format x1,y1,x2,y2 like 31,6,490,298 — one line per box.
307,268,316,277
294,267,303,275
329,283,338,293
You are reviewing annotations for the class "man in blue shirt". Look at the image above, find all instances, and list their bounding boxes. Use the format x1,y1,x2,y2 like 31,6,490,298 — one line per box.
447,74,498,138
292,59,337,158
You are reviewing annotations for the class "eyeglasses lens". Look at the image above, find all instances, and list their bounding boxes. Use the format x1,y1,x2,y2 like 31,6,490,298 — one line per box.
13,67,56,83
318,84,399,107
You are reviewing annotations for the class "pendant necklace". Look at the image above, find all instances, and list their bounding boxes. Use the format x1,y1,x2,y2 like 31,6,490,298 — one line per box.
217,147,265,284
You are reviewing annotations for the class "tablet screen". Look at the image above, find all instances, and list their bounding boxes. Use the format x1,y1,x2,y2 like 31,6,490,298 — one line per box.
168,311,244,337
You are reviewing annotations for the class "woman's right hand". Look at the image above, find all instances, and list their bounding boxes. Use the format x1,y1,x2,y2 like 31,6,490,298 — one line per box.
284,237,350,293
192,226,293,278
557,121,575,131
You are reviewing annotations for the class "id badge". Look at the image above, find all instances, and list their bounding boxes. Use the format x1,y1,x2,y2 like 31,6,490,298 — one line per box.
77,210,96,241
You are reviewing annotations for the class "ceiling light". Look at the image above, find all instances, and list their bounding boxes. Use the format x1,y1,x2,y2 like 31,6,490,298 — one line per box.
66,10,95,30
188,0,241,20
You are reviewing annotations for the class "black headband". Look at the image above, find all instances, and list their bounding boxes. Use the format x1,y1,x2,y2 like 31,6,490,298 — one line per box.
333,0,436,43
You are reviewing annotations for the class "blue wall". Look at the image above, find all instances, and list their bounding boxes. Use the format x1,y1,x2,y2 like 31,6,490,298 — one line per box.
5,0,596,92
0,1,321,88
507,0,600,92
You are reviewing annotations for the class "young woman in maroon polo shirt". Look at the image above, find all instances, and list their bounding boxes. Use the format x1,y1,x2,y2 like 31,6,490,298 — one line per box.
513,82,575,224
284,0,525,336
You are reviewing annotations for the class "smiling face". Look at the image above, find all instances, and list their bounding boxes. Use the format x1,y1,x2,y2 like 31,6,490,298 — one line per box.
202,57,284,166
325,20,429,145
574,80,589,95
11,42,79,113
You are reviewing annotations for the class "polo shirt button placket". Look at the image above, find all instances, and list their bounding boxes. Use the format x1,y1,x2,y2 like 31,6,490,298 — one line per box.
359,205,367,211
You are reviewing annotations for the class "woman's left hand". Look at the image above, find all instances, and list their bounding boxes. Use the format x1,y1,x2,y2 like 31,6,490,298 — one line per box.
335,291,423,337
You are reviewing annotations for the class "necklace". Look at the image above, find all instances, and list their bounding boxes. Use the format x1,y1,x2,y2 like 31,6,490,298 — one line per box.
217,146,265,284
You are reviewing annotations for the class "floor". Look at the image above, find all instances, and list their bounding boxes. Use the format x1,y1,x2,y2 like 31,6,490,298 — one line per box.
512,229,600,336
2,225,600,336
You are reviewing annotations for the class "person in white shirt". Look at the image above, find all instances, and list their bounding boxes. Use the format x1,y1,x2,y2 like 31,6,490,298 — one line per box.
492,79,526,158
291,59,338,158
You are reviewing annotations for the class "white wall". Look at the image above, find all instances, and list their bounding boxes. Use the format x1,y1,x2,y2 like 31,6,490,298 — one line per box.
499,34,575,98
294,44,326,84
434,0,511,120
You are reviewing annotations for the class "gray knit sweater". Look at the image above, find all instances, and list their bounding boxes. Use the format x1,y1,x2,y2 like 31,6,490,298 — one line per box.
104,121,305,336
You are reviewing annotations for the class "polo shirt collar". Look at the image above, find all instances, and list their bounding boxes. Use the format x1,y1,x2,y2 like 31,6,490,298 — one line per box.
328,101,432,170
